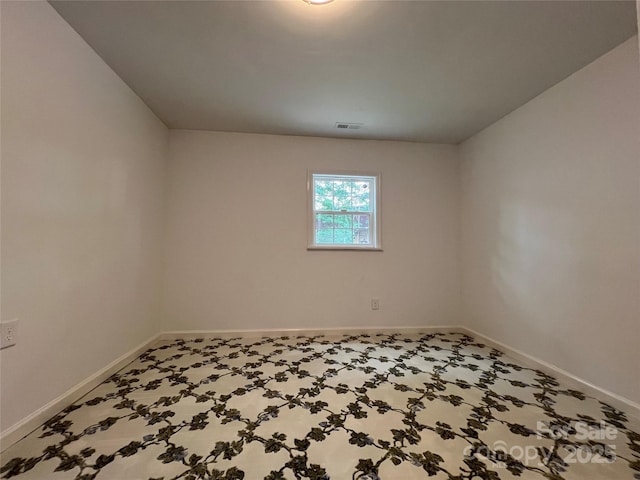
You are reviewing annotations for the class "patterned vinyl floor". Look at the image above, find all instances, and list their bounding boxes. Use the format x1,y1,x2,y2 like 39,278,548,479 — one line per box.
1,332,639,479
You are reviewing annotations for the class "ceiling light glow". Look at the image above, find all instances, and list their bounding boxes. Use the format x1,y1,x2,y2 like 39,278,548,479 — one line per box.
303,0,335,5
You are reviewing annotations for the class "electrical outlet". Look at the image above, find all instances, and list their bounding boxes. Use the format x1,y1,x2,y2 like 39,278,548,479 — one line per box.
371,299,380,310
1,319,18,349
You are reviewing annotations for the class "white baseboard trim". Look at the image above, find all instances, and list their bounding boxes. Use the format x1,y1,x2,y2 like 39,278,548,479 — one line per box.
3,325,638,452
158,325,464,341
160,326,640,419
0,333,161,452
460,326,640,421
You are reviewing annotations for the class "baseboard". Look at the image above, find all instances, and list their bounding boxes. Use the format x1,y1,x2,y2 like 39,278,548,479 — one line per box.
0,326,458,451
160,325,640,420
3,325,638,452
459,326,640,421
0,333,161,452
158,325,465,340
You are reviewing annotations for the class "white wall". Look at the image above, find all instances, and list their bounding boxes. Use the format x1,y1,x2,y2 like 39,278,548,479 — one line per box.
163,131,460,331
460,37,640,403
2,0,636,438
0,1,168,432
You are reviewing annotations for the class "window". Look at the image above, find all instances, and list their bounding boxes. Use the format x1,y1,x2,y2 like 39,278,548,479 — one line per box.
307,170,382,250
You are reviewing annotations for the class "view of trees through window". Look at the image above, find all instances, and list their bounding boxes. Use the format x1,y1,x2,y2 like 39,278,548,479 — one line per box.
313,175,374,245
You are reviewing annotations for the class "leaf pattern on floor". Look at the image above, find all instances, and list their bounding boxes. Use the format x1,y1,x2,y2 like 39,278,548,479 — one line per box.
2,332,639,479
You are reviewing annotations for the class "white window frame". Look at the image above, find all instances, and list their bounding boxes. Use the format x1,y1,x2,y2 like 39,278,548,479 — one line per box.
307,169,382,251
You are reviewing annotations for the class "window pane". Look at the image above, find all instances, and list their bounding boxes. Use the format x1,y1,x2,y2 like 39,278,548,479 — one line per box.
315,196,334,211
333,214,353,228
333,229,354,244
353,215,369,228
315,180,333,196
314,177,372,213
355,229,370,244
314,179,334,211
332,180,350,196
316,229,333,244
316,214,333,229
333,183,350,209
353,185,370,210
333,195,351,210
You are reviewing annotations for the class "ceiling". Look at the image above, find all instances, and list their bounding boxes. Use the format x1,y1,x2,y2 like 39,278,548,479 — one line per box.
49,0,637,144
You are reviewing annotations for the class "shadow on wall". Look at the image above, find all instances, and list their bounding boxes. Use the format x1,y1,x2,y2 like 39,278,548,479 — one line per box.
491,200,594,364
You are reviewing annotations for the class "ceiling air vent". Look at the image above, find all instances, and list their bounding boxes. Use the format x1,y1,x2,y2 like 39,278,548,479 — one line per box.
335,122,363,130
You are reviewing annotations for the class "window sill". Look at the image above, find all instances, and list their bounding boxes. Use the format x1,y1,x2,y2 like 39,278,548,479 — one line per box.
307,246,383,252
